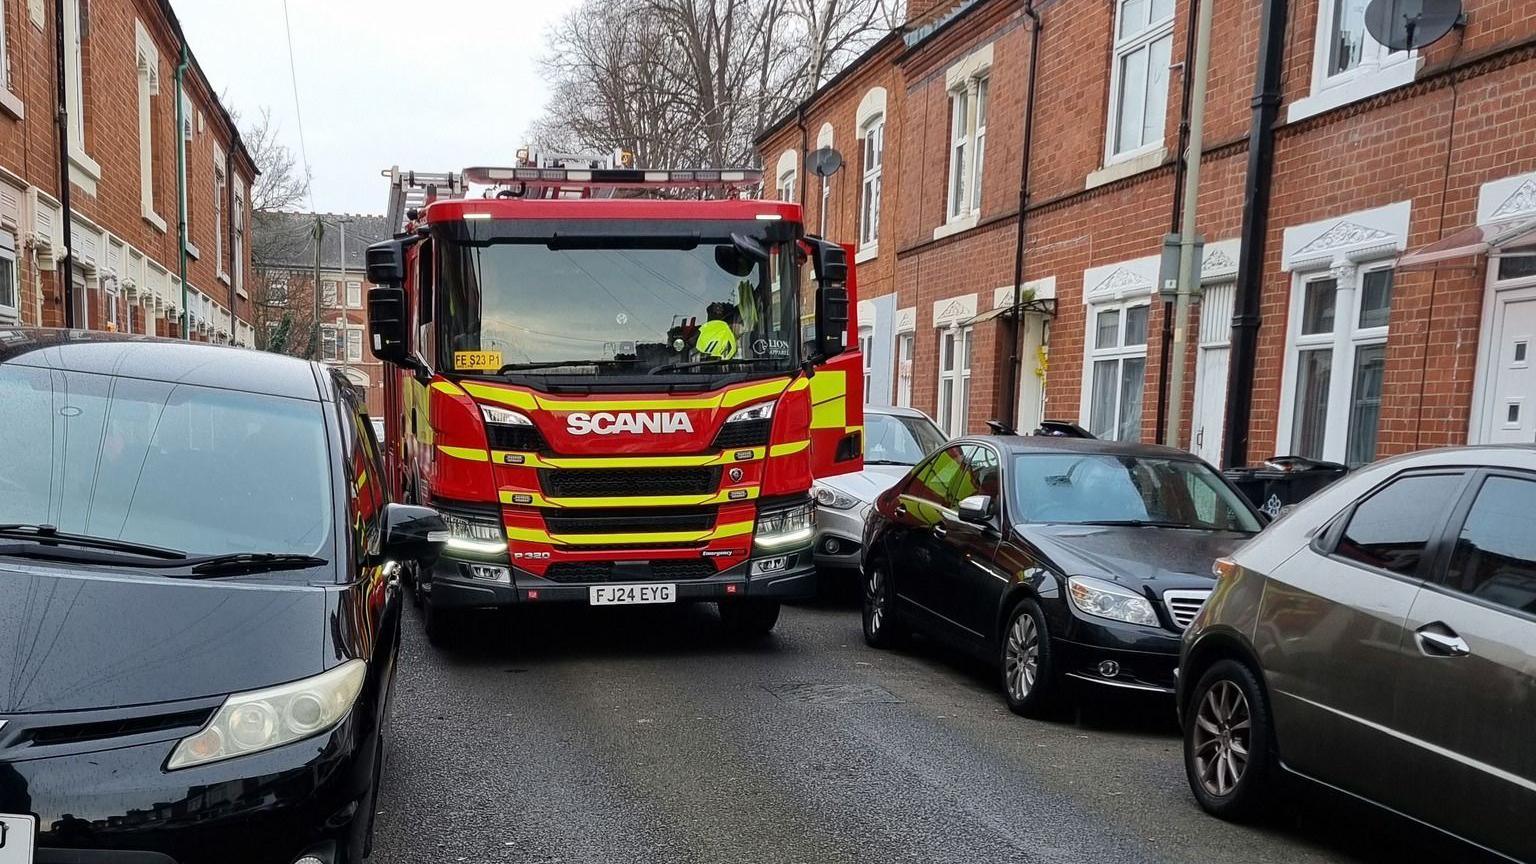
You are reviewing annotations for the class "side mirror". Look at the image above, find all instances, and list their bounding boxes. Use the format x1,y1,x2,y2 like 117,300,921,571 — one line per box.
367,286,413,366
804,237,850,360
382,503,446,565
957,494,993,525
806,236,848,285
366,238,408,286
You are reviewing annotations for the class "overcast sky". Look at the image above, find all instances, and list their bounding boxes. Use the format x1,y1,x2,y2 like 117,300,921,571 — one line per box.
176,0,584,216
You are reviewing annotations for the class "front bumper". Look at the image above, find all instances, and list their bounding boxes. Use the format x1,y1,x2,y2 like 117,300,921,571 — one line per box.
0,713,371,864
426,546,818,608
811,504,869,569
1049,609,1185,695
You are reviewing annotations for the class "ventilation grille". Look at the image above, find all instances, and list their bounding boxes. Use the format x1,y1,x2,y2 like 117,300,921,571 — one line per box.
539,466,720,498
712,419,772,449
544,561,717,583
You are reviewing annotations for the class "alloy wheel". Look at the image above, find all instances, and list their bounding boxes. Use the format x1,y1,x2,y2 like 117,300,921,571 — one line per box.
866,566,886,635
1004,613,1040,700
1192,680,1252,797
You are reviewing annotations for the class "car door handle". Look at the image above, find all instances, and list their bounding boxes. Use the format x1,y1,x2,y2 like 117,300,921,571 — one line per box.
1415,623,1471,658
932,524,948,539
894,503,908,517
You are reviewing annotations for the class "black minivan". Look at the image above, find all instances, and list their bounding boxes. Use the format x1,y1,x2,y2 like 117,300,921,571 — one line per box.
0,329,445,864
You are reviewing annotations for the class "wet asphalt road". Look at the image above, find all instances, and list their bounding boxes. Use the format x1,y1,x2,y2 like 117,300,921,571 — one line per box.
371,590,1491,864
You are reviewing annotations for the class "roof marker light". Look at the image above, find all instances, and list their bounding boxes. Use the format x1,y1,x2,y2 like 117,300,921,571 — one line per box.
463,212,493,220
756,214,783,221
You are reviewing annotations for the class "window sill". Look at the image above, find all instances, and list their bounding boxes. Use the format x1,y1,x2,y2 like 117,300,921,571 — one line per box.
1287,60,1418,123
855,243,880,264
185,241,200,261
68,148,101,196
217,271,231,286
143,210,167,234
932,212,979,241
0,89,23,121
1086,147,1166,190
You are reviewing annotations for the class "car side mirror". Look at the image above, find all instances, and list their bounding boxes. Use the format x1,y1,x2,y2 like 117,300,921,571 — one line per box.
366,238,408,286
958,494,993,524
383,503,447,565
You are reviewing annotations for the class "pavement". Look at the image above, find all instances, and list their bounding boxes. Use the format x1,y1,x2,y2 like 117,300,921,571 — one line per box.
371,587,1493,864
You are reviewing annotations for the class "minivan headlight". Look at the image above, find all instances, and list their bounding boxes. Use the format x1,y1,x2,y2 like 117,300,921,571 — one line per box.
1066,575,1159,627
167,660,367,770
754,501,815,549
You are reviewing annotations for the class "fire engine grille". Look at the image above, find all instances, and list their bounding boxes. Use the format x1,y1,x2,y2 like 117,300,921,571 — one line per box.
712,419,772,449
539,466,721,498
486,424,549,453
543,507,717,535
544,561,717,583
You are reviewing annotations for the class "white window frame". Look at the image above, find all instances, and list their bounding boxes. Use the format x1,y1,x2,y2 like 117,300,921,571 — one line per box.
1290,0,1416,122
1084,300,1151,441
232,178,246,296
321,279,338,308
777,169,796,205
858,326,874,397
0,0,22,118
858,116,884,252
945,77,988,224
346,326,363,362
896,331,914,407
135,21,165,232
346,279,362,309
213,148,228,283
62,0,99,188
937,325,973,436
1277,261,1394,465
104,275,120,330
0,228,19,324
320,324,339,362
1106,0,1175,165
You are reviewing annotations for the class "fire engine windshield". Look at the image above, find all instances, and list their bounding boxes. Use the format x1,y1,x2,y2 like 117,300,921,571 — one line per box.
435,226,801,379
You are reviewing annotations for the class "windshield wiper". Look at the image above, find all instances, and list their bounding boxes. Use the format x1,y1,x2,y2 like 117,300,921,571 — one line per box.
0,524,187,559
650,357,786,375
497,359,638,373
186,553,328,576
864,459,915,466
1076,519,1208,530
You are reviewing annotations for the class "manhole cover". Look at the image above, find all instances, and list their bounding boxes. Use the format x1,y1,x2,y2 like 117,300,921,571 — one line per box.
765,682,902,705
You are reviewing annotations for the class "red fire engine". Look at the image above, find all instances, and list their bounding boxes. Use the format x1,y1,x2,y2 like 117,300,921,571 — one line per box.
365,153,863,644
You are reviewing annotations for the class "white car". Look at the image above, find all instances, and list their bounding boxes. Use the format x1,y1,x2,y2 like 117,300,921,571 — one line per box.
812,405,946,573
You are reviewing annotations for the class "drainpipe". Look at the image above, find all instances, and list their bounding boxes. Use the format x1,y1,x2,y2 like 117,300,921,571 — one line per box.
1004,0,1043,432
796,106,809,218
1162,0,1214,448
1157,0,1204,442
53,0,74,327
1222,0,1290,468
175,43,189,339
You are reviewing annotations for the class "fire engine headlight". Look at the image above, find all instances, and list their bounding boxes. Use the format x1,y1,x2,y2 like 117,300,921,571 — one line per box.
813,483,860,510
754,501,815,550
724,402,775,424
167,661,367,770
481,405,534,426
429,512,508,555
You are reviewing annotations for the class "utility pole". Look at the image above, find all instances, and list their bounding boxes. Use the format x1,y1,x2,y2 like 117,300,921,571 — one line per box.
310,216,324,360
338,216,353,376
53,0,74,328
1163,0,1214,449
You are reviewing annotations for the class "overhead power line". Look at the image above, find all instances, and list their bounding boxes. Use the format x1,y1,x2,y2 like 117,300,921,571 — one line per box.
280,0,315,209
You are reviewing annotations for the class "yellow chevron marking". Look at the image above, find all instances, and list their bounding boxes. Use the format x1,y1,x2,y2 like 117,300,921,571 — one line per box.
430,380,468,396
438,445,490,462
460,382,539,411
769,440,810,457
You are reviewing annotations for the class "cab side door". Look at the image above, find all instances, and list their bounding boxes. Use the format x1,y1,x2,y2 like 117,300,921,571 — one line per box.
1388,470,1536,862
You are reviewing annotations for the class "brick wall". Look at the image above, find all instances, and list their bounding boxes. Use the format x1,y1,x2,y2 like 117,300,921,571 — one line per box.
767,0,1536,464
0,0,256,340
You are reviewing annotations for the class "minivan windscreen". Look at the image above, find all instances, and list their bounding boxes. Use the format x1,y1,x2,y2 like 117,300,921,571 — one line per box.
0,366,332,559
1010,453,1261,532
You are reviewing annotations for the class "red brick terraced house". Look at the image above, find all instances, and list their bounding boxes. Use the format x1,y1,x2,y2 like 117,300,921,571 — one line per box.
0,0,258,344
758,0,1536,467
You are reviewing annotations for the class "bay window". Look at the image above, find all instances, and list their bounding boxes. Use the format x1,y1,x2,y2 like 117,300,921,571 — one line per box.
1107,0,1174,161
1087,302,1149,441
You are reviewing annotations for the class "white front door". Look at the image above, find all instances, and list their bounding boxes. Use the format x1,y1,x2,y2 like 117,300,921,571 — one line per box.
1482,290,1536,444
1193,345,1230,463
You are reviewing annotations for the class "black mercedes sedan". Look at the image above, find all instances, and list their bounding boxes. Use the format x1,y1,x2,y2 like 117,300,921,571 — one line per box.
860,435,1262,716
0,329,445,864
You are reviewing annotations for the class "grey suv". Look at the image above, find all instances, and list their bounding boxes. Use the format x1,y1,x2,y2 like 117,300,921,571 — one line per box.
1179,446,1536,863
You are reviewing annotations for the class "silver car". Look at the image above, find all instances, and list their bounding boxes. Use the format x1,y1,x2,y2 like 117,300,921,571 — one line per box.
812,406,946,572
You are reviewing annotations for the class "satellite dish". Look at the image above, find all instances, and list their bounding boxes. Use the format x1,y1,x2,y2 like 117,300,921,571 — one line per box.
809,147,844,178
1364,0,1464,52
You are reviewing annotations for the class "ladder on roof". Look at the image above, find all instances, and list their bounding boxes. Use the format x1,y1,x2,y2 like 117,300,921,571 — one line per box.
381,166,467,233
